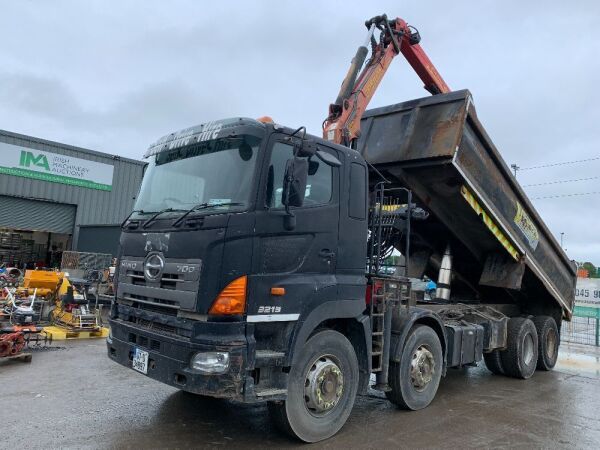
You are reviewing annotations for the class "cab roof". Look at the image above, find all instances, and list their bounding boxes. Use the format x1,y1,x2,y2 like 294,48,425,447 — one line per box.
144,117,265,158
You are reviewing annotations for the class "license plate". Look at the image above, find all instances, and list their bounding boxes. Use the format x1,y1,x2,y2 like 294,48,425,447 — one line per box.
132,348,149,374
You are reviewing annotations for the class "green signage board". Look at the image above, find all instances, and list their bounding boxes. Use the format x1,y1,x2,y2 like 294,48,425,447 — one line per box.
0,143,114,191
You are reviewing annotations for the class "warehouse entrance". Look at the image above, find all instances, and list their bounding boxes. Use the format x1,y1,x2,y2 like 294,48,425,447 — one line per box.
0,195,76,269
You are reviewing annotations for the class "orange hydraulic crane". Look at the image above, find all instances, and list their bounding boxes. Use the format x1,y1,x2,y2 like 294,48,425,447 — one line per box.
323,14,450,148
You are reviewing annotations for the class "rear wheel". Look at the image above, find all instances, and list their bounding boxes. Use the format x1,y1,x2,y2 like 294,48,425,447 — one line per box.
500,317,538,379
483,350,505,375
268,330,358,443
386,325,442,410
532,316,559,371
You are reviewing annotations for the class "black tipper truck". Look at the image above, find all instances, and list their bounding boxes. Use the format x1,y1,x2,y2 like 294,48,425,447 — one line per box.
108,90,575,442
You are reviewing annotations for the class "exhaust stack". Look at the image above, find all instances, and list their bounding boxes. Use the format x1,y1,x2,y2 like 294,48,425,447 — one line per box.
435,244,452,301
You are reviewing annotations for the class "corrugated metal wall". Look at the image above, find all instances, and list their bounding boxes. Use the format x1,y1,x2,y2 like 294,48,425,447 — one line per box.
0,195,76,234
0,129,145,244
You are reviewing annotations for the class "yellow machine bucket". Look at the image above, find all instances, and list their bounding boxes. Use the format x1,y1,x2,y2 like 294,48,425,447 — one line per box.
16,270,66,298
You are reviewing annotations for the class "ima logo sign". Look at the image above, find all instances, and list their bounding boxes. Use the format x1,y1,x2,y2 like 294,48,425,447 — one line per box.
19,151,50,171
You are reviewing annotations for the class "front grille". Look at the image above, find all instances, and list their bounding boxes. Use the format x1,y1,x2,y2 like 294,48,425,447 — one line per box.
130,317,178,336
128,270,182,290
117,304,193,340
127,300,179,317
117,256,201,311
128,293,178,308
128,332,161,351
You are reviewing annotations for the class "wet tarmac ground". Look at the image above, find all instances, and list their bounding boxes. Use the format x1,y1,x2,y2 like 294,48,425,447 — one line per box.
1,340,599,449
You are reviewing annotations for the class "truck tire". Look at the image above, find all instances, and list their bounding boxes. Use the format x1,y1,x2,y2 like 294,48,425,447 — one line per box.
483,350,505,375
500,317,538,379
268,330,358,442
532,316,559,371
386,324,442,410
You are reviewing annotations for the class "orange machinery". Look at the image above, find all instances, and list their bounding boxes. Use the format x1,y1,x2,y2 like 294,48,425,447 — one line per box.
323,14,450,148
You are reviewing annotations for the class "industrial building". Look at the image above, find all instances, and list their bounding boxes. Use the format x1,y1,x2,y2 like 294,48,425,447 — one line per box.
0,129,144,267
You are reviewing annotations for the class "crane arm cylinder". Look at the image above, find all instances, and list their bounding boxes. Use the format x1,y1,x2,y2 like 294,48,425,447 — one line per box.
334,24,376,108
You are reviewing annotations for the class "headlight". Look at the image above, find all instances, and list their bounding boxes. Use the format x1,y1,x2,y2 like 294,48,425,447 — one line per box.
190,351,230,374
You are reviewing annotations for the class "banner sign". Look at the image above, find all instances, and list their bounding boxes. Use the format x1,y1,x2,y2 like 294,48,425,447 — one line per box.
514,202,539,250
575,277,600,309
0,142,114,191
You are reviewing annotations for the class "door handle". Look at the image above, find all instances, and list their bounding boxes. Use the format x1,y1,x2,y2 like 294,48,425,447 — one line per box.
319,249,335,258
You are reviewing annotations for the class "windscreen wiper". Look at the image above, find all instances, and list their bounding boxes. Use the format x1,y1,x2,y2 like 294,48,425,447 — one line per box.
142,207,184,229
121,209,145,229
173,202,244,227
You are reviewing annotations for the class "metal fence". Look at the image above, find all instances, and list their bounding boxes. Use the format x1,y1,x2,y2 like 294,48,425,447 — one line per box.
60,251,112,276
561,306,600,347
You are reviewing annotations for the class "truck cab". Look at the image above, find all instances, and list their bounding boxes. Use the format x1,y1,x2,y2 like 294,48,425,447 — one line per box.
108,117,375,438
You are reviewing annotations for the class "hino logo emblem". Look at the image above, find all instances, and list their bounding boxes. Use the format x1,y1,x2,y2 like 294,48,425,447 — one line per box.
144,252,164,281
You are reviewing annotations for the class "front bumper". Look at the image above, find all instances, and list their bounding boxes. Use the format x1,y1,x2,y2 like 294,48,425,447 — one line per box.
107,319,249,401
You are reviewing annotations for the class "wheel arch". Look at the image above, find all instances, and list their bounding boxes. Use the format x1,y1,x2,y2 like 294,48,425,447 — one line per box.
390,308,447,374
287,300,371,394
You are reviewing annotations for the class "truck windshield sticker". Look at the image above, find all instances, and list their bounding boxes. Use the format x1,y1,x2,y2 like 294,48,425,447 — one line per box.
208,198,231,205
145,121,225,157
460,186,520,261
514,202,539,251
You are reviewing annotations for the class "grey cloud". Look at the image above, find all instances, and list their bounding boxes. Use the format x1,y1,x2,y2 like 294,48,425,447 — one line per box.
0,73,83,121
1,0,599,263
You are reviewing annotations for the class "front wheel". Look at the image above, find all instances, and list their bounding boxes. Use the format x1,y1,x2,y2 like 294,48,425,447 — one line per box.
268,330,359,443
386,325,443,410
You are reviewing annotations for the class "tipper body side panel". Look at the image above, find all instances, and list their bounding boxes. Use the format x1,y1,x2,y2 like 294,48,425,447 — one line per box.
358,90,575,318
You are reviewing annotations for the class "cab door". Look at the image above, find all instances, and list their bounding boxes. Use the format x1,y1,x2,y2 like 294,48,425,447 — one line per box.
249,135,341,318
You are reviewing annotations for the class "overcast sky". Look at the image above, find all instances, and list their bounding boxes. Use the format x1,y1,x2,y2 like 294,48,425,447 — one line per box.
1,1,599,263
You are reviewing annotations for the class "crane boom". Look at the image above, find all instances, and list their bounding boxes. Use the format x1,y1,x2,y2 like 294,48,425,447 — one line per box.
323,15,450,147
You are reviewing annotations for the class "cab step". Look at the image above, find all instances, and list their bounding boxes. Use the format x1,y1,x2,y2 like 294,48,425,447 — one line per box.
255,350,286,367
255,388,287,398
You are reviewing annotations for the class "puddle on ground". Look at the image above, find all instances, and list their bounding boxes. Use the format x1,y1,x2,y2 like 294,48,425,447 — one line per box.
556,345,600,379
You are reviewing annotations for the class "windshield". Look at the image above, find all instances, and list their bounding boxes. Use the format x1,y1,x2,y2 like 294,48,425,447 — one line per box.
134,134,262,215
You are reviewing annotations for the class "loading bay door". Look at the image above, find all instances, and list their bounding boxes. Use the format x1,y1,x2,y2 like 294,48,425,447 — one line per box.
0,195,76,234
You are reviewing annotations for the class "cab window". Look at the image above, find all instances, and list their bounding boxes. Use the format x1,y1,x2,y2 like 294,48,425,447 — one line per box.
266,142,333,208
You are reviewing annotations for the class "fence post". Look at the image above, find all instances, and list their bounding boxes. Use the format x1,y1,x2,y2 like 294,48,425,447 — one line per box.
596,308,600,347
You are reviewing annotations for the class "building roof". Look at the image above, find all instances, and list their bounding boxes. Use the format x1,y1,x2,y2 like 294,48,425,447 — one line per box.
0,128,145,166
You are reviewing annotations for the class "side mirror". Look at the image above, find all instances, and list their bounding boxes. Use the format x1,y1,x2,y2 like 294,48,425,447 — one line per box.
282,157,308,208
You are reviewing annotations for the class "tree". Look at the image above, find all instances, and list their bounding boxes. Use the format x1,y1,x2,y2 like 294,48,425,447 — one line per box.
582,262,599,278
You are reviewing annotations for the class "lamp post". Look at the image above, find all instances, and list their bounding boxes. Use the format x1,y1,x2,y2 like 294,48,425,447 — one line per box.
510,164,520,178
